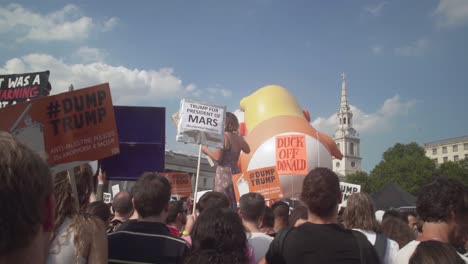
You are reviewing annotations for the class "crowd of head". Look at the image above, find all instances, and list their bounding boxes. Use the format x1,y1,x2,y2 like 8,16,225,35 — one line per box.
1,133,467,264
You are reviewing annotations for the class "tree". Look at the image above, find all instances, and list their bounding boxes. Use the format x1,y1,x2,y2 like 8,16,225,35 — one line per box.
370,143,436,195
345,171,375,194
436,159,468,185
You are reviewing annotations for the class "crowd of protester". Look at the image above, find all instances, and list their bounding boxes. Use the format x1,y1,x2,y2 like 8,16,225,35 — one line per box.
1,132,468,264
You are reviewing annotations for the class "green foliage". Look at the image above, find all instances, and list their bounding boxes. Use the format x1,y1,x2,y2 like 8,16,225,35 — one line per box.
344,143,468,196
369,143,436,195
345,171,375,194
436,159,468,185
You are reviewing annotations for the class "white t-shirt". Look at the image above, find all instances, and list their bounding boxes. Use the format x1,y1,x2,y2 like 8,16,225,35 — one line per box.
354,229,399,264
396,240,468,264
247,232,274,263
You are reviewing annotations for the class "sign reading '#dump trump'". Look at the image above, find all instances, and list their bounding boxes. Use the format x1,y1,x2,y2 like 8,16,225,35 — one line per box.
176,99,226,148
0,83,119,166
232,166,283,202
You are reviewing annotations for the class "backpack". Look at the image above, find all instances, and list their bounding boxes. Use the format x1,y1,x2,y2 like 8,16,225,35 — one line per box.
373,233,388,263
267,227,294,264
351,230,382,264
269,227,381,264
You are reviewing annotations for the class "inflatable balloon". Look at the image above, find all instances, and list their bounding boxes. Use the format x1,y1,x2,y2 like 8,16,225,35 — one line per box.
237,85,342,199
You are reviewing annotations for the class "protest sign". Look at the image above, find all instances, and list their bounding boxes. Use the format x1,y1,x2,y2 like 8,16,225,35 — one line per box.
112,184,120,198
0,71,51,108
161,172,193,197
339,182,361,207
232,166,283,202
100,106,165,180
103,192,112,204
0,83,119,169
275,134,308,175
176,99,226,148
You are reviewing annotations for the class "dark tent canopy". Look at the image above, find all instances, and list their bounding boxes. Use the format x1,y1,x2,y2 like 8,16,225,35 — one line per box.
371,183,416,211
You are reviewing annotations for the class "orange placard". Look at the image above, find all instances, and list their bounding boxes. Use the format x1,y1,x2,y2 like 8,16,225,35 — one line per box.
161,172,193,197
0,83,119,165
232,166,283,202
275,134,308,175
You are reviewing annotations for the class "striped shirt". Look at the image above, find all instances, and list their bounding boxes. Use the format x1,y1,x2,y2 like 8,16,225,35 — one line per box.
108,220,189,264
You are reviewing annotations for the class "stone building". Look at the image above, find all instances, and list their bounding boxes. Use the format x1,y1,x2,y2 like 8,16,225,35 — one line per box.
423,135,468,164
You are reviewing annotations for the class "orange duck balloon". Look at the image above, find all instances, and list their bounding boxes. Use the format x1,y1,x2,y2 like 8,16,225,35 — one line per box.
236,85,342,199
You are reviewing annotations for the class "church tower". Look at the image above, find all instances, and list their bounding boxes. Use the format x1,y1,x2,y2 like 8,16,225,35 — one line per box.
332,73,362,177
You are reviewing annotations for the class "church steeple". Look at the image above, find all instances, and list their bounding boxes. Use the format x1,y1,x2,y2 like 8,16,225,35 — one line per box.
340,73,350,113
337,72,353,129
333,72,361,177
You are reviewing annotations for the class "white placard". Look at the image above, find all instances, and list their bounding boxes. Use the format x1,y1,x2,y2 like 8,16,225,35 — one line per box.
339,182,361,208
176,99,226,148
112,184,120,198
103,192,112,204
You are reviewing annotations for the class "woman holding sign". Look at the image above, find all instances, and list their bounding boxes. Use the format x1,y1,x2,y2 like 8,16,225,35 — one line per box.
202,112,250,209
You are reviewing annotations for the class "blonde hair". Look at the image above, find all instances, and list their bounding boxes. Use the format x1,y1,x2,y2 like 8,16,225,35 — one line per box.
50,164,98,262
343,192,381,233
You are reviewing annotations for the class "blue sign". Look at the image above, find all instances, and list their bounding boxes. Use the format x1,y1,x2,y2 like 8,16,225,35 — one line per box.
100,106,165,180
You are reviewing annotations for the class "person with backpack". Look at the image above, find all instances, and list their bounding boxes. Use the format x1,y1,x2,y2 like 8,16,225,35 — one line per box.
344,192,399,264
261,168,380,264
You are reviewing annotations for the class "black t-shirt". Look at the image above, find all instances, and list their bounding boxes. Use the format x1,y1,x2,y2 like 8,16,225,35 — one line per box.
265,223,380,264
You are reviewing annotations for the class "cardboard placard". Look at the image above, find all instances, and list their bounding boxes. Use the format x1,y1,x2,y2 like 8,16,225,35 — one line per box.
176,99,226,148
100,106,165,181
112,184,120,198
0,83,119,167
0,71,51,108
161,172,193,197
232,166,283,202
275,134,308,175
339,182,361,207
103,192,112,204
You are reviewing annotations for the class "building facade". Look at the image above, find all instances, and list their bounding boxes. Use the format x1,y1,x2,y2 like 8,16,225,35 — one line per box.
423,135,468,164
332,73,362,177
108,150,216,198
165,150,216,191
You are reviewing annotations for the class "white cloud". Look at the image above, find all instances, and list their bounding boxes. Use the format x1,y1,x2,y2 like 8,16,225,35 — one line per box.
102,17,119,32
206,87,232,98
371,45,383,55
0,4,117,42
433,0,468,28
75,46,107,63
395,38,429,57
311,95,415,136
0,53,207,104
364,1,388,17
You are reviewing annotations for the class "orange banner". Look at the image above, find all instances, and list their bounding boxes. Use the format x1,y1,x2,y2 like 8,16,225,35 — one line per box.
232,166,283,202
275,134,308,175
161,172,193,197
0,83,119,165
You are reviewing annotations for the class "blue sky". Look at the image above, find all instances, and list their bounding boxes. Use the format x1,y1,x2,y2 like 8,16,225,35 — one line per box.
1,0,467,171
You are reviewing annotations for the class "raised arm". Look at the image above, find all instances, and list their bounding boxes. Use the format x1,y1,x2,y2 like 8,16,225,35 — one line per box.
201,145,223,161
240,136,250,154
